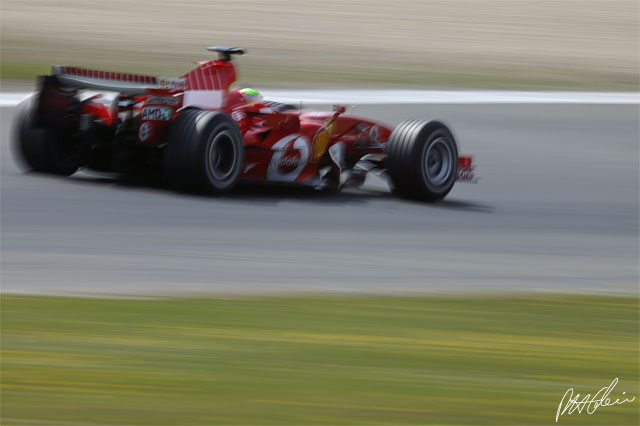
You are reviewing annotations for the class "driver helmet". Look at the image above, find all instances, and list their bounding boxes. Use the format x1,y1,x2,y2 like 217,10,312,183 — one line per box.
240,88,263,104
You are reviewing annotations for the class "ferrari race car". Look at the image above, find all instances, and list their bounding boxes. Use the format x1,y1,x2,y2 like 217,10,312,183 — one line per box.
13,46,475,200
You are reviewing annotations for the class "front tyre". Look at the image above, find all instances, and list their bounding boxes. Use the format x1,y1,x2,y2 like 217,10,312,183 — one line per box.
386,119,458,201
164,109,243,193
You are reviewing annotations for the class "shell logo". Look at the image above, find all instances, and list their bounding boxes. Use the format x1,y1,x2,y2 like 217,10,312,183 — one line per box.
313,128,330,160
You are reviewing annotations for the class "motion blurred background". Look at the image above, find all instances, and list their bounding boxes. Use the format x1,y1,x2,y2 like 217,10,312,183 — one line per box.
1,1,639,425
1,0,639,89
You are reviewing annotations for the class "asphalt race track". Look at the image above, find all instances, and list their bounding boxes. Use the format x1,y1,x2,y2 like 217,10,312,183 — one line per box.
1,102,638,295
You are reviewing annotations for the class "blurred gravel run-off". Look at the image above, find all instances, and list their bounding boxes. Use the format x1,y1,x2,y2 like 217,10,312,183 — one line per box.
1,0,639,89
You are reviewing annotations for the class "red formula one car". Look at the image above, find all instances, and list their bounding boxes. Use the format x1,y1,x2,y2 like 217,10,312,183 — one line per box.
14,46,475,200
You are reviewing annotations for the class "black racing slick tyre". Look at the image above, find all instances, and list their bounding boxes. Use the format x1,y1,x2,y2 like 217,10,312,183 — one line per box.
164,109,243,193
13,101,79,176
386,118,458,201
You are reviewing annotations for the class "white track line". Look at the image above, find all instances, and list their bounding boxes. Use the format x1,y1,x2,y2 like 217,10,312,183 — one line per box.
1,91,638,107
263,90,640,105
0,93,34,107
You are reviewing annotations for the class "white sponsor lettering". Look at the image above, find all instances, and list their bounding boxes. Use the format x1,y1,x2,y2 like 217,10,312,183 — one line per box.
272,155,301,168
158,78,186,90
456,167,477,182
147,96,180,106
141,107,173,121
266,134,310,182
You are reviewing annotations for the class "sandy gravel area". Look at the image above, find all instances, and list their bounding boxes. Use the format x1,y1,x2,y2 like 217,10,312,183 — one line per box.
1,1,638,88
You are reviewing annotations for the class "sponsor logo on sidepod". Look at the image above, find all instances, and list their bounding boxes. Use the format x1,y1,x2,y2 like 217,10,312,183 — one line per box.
271,154,301,168
267,134,310,182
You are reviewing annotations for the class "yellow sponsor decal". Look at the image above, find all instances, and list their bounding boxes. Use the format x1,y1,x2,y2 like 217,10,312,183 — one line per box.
323,118,336,136
312,128,329,159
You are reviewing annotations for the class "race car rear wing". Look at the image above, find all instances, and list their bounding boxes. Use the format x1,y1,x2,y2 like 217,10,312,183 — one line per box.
51,66,184,95
50,46,240,101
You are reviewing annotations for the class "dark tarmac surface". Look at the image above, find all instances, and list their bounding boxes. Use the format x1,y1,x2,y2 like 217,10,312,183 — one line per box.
1,103,638,295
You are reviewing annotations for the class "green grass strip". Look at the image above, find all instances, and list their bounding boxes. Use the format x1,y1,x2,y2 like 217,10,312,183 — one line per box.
1,294,638,425
3,61,638,91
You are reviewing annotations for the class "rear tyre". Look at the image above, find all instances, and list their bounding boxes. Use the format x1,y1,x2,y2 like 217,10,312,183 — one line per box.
164,109,243,193
13,101,79,176
386,119,458,201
